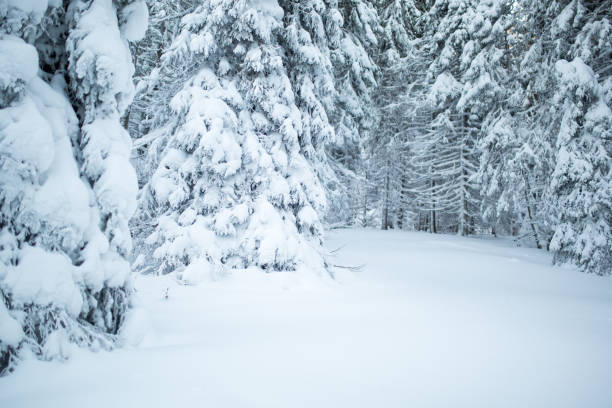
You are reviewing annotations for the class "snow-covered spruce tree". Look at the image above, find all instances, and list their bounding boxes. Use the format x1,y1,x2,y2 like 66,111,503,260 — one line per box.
134,0,327,281
376,0,425,58
279,0,336,161
475,0,569,246
370,0,431,230
127,0,195,147
0,0,145,374
324,0,381,225
499,0,611,271
475,0,564,244
405,0,512,235
126,1,198,193
569,1,611,104
407,0,476,234
277,0,354,225
548,58,611,274
476,72,527,238
546,1,611,275
368,135,410,229
369,57,417,230
555,1,612,274
330,0,379,164
454,1,512,235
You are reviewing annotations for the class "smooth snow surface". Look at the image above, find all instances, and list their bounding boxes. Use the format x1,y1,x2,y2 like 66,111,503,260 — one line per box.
2,228,612,407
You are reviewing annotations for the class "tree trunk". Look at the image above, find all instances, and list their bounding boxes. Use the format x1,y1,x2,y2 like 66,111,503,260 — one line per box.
459,113,469,236
397,174,407,229
362,171,368,227
431,205,437,234
382,160,391,230
522,171,542,249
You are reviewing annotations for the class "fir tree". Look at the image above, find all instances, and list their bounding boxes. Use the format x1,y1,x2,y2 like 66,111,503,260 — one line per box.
0,0,145,374
133,0,328,280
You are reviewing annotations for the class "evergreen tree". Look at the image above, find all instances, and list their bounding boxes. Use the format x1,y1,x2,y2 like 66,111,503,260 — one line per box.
127,0,195,153
369,0,426,230
408,0,479,234
546,0,612,274
477,0,611,272
476,0,559,244
278,0,350,224
376,0,425,58
133,0,328,280
549,57,611,274
325,0,381,224
0,0,145,374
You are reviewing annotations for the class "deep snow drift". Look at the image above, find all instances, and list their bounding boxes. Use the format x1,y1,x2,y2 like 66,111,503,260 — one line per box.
1,228,611,407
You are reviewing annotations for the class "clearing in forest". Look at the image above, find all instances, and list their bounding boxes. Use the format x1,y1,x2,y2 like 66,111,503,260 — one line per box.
1,229,611,407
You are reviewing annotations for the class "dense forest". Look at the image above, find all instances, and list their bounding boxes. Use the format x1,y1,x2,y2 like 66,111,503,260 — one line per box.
1,0,610,375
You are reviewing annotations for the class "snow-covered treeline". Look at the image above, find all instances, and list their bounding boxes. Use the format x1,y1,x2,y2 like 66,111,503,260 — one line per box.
1,0,610,375
370,0,611,276
126,0,609,277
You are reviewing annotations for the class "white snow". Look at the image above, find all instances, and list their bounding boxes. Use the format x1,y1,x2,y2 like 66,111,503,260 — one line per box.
0,300,23,348
1,228,612,407
70,0,136,113
119,1,148,42
4,0,48,19
0,36,39,85
429,72,461,107
178,258,214,286
553,2,576,36
119,307,151,347
251,0,284,21
2,245,83,317
555,57,596,86
28,76,92,230
0,95,54,174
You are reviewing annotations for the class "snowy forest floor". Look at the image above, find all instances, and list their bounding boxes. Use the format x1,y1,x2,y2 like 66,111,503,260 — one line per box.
1,228,612,407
